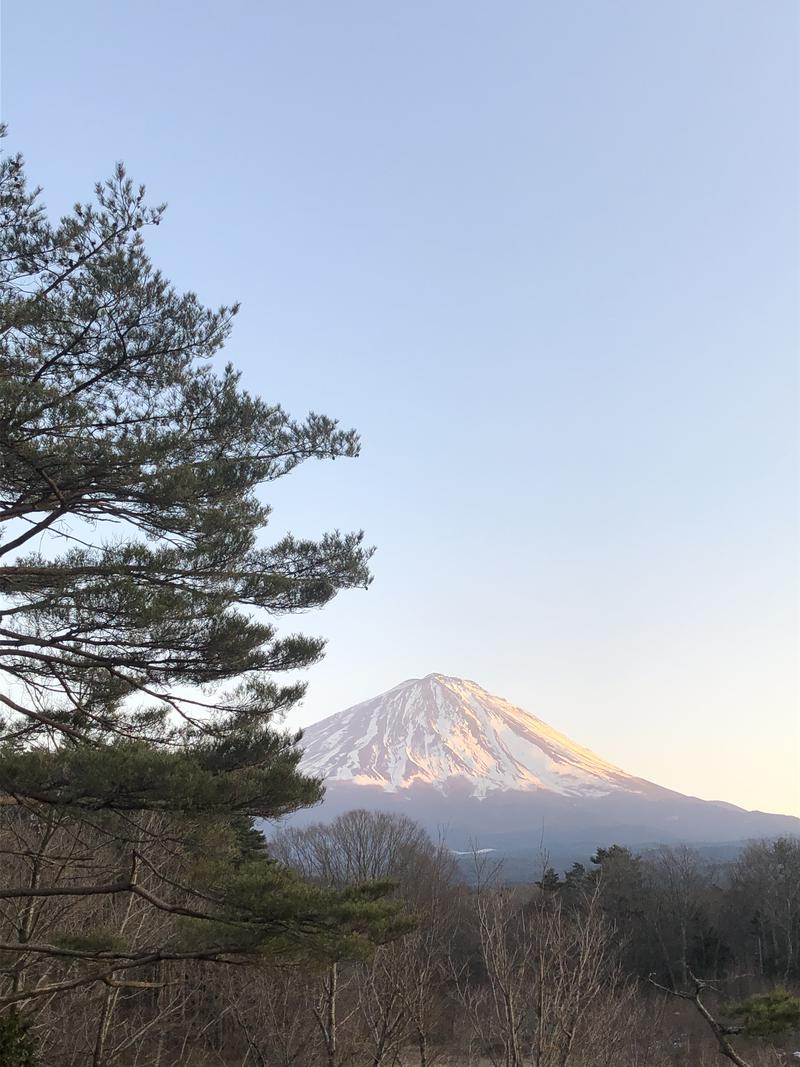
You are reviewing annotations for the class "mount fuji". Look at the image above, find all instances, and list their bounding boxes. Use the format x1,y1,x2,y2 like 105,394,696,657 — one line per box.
294,674,800,853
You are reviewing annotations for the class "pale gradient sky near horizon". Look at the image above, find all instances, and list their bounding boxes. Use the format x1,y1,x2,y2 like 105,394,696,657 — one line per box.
1,1,798,816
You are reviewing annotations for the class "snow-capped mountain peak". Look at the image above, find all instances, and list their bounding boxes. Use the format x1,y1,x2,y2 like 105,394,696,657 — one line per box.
299,673,642,799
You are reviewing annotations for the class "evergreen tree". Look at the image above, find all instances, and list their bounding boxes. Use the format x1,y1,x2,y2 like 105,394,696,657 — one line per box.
0,1012,37,1067
728,986,800,1038
535,867,561,893
0,134,406,1014
560,861,590,909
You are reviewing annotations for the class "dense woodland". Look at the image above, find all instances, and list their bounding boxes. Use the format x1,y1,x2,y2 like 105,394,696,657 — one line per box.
0,142,797,1066
1,807,800,1065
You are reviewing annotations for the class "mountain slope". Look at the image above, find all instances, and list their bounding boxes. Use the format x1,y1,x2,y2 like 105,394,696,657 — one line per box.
301,673,640,798
296,674,800,852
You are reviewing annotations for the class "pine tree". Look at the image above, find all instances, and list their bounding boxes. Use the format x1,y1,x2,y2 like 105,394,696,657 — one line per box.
0,132,406,1016
535,867,561,892
0,1012,37,1067
728,986,800,1037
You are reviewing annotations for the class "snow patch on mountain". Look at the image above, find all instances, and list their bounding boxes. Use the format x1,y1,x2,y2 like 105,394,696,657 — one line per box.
300,674,644,800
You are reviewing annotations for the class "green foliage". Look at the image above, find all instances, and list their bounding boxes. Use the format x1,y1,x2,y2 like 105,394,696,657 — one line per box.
0,133,402,1003
0,1012,37,1067
0,730,322,816
0,127,372,794
727,986,800,1037
50,929,128,955
563,862,588,890
536,867,561,892
590,845,645,915
175,858,414,961
0,135,362,810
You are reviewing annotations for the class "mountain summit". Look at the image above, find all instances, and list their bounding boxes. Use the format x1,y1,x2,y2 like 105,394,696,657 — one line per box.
296,674,800,853
301,673,638,798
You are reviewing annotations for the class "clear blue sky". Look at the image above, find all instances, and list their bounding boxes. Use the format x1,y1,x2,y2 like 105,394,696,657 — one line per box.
2,1,798,815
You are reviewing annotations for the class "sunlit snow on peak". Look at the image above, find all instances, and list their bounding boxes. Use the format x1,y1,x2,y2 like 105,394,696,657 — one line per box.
300,674,641,800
